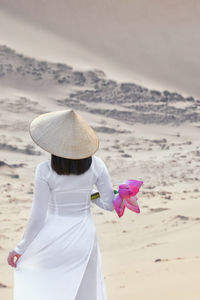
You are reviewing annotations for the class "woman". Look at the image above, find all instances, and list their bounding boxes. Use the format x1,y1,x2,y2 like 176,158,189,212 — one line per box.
7,109,115,300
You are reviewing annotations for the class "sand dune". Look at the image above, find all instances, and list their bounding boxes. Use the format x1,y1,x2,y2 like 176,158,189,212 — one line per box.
0,1,200,97
1,45,199,128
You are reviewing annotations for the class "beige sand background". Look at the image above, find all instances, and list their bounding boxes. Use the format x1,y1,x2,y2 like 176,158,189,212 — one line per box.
0,1,200,299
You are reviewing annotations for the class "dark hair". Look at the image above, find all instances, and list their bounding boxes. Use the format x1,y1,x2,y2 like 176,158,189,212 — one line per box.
51,154,92,175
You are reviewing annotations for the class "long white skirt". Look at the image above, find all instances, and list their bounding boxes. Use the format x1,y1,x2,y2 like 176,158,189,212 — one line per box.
14,212,107,300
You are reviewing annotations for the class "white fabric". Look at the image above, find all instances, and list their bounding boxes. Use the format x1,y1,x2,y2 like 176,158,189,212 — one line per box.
13,155,115,300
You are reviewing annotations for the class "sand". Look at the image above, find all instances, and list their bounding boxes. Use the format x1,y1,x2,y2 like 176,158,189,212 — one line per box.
0,2,200,299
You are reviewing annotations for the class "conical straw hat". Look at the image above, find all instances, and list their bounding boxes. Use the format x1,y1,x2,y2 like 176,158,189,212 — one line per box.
29,109,99,159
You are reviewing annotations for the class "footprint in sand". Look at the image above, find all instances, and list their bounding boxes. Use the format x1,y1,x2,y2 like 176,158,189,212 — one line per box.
0,234,9,240
154,258,169,263
146,242,160,247
149,208,170,213
154,257,184,263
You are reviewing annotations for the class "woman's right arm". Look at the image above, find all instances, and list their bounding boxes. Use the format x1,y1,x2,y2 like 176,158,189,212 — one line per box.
93,158,115,211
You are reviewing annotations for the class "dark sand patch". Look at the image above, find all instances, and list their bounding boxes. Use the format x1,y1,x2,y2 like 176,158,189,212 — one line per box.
149,208,170,213
0,143,41,155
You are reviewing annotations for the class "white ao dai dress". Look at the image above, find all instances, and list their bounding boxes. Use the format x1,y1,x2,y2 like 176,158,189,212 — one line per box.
13,155,115,300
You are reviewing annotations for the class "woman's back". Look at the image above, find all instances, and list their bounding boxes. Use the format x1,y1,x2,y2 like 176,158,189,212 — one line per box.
37,155,115,217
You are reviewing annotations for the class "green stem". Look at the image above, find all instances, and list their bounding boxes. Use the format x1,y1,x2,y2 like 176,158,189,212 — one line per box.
91,189,118,201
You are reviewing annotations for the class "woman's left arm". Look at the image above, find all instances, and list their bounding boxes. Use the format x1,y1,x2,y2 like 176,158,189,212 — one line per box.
13,162,50,255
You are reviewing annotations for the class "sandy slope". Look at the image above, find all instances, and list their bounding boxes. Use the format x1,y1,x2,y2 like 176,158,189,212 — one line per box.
0,1,200,98
0,46,200,299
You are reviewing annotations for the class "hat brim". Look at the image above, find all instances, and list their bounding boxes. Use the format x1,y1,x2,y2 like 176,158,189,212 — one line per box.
29,109,99,159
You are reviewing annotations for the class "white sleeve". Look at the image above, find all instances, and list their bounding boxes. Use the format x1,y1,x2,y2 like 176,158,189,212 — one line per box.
14,162,50,255
93,157,115,211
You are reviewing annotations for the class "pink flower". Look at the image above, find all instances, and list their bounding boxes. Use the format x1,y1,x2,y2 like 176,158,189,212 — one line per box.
113,179,143,217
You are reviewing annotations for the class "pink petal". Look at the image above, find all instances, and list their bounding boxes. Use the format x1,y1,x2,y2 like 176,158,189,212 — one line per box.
119,184,132,199
124,180,143,196
113,194,126,217
125,180,143,189
125,196,140,213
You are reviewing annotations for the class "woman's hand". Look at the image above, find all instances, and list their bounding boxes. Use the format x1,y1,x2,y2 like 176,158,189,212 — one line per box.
7,250,22,268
